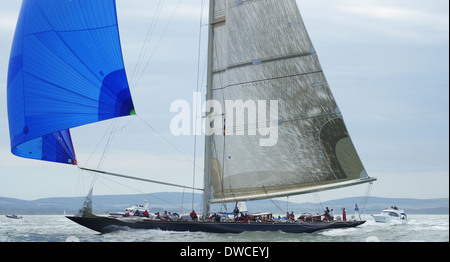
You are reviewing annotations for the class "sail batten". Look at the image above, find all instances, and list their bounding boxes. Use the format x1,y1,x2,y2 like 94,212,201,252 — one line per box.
7,0,135,165
206,0,375,204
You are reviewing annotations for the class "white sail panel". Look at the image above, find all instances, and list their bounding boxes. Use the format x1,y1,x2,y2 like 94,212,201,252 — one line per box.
207,0,375,203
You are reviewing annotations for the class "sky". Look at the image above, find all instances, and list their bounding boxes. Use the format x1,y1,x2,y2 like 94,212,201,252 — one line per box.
0,0,448,206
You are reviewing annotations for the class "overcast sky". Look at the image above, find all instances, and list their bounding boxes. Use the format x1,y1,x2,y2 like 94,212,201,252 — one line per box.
0,0,448,206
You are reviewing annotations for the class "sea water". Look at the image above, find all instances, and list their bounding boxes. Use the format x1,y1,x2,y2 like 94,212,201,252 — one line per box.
0,214,448,243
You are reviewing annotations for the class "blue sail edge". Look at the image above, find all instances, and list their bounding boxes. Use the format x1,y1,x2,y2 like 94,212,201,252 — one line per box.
11,129,78,165
7,0,135,165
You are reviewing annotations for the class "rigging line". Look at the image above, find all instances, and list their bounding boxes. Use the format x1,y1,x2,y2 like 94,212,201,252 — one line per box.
97,118,120,170
181,188,185,215
129,0,165,88
135,114,202,169
82,117,134,171
192,0,206,212
262,186,285,214
81,119,119,191
195,0,206,94
222,131,231,199
200,54,208,93
133,0,183,89
91,200,108,214
87,118,122,191
285,199,291,215
129,0,164,86
360,182,373,214
87,170,98,195
313,193,324,214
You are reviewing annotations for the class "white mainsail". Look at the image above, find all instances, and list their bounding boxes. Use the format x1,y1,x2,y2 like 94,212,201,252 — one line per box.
204,0,376,207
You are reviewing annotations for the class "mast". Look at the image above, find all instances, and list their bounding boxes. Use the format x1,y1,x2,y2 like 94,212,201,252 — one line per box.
202,0,216,219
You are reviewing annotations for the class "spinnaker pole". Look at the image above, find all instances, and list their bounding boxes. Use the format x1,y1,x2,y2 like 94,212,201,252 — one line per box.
79,167,203,191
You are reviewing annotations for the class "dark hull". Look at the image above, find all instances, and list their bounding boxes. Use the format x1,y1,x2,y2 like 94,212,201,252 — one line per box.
5,215,22,219
66,216,366,234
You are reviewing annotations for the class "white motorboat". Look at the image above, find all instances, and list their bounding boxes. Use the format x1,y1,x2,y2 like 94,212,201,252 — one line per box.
372,206,407,224
109,200,149,217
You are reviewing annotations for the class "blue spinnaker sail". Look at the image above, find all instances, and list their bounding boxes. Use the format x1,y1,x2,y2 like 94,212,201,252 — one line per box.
7,0,135,165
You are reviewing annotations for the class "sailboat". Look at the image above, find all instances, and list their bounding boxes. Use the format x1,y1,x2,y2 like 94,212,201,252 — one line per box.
7,0,376,234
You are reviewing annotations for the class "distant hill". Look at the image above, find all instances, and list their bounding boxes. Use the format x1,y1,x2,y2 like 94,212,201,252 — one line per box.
0,192,448,215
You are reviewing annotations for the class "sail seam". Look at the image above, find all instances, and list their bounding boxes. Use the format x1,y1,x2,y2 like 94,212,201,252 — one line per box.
23,24,118,37
31,2,122,102
21,70,104,106
206,112,337,134
212,70,323,90
213,51,314,74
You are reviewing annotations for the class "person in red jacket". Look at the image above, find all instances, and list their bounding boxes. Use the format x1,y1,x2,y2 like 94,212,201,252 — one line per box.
342,208,347,222
190,210,198,221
